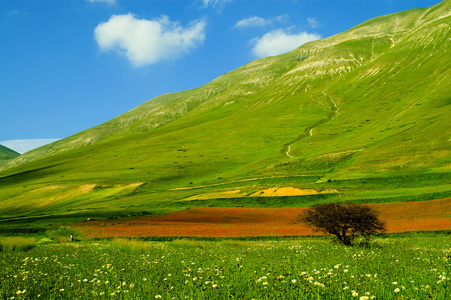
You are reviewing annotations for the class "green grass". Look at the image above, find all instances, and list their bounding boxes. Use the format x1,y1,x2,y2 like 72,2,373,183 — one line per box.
0,237,37,252
0,145,20,164
0,235,449,299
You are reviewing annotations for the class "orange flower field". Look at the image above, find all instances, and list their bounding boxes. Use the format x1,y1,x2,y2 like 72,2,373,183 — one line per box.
75,198,451,238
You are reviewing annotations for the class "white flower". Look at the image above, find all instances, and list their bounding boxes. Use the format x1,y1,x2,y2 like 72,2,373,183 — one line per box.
291,279,296,283
394,288,400,293
155,296,162,299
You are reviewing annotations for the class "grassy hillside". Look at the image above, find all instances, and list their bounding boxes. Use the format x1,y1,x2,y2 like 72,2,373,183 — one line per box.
0,1,450,225
0,145,20,164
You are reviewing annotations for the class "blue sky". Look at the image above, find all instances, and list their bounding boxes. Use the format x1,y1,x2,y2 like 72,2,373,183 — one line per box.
0,0,442,153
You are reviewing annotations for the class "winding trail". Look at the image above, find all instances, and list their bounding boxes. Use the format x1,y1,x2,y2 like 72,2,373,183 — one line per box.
285,90,340,158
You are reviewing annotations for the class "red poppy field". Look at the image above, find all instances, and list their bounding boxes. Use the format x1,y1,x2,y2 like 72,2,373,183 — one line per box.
75,198,451,238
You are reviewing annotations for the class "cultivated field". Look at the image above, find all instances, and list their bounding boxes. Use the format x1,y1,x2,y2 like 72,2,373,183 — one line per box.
74,198,451,238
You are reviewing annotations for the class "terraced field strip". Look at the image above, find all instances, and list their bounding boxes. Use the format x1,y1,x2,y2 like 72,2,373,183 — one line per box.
75,198,451,238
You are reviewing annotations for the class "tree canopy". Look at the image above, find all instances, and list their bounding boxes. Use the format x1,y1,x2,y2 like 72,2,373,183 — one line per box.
298,203,386,245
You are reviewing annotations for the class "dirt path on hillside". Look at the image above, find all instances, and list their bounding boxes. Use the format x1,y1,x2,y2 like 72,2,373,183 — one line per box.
284,89,340,158
75,198,451,238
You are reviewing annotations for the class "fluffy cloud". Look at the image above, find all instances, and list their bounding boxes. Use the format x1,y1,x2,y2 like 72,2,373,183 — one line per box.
251,29,321,58
94,14,206,67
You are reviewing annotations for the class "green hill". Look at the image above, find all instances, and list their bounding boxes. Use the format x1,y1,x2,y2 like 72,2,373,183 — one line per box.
0,0,450,225
0,145,20,163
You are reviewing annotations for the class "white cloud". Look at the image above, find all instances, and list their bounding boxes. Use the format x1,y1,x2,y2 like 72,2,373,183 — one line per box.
235,15,288,28
0,139,60,154
87,0,116,4
235,16,269,28
307,17,320,29
251,29,321,58
94,14,206,67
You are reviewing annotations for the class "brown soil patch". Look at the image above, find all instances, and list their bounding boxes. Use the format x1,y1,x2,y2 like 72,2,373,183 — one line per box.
74,198,451,238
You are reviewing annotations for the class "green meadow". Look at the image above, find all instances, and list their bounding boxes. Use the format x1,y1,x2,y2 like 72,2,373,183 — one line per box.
1,235,450,299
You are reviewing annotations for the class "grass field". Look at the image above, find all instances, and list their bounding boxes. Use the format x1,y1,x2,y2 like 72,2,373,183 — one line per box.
1,235,449,299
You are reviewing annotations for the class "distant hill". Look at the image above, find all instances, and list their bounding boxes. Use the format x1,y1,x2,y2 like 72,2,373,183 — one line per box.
0,0,449,223
0,145,20,163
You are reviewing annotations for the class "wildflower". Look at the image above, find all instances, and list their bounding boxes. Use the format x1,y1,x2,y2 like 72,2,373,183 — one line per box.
155,295,162,299
392,282,398,285
59,289,64,292
394,288,400,293
263,282,268,285
291,279,296,283
360,297,369,300
352,290,359,297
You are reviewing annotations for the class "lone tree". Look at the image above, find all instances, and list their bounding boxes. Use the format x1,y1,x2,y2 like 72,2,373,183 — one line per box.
298,203,386,246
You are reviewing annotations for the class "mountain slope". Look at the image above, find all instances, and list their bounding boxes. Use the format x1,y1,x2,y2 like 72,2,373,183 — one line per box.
0,145,20,163
0,1,450,223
